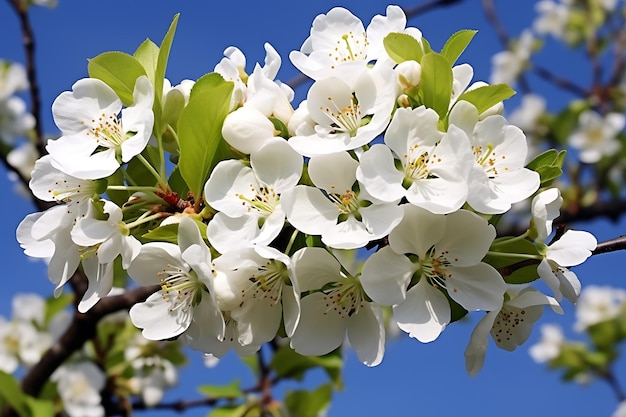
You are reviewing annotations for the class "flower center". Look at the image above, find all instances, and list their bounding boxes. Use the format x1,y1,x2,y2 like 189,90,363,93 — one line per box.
84,112,132,150
245,259,290,305
491,306,527,345
321,274,366,318
402,144,443,186
472,143,508,177
157,264,205,314
236,184,279,216
320,94,363,137
420,251,453,290
329,31,368,69
586,127,604,143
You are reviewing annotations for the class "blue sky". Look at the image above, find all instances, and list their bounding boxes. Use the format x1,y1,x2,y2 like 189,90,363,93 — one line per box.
1,1,625,416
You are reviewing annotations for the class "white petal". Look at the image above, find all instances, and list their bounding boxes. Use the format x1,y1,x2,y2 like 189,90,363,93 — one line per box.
52,78,121,135
356,144,405,202
291,247,341,292
464,309,499,376
347,303,385,366
127,243,185,286
250,138,302,193
322,216,370,249
389,204,445,258
222,107,275,155
436,209,496,267
394,279,450,342
130,293,190,340
281,185,337,235
207,213,261,253
548,230,597,266
308,152,358,193
204,159,257,217
289,293,347,356
446,263,506,311
360,246,414,306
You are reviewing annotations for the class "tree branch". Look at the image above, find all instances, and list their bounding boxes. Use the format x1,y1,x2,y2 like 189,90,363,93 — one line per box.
20,284,159,397
7,0,45,156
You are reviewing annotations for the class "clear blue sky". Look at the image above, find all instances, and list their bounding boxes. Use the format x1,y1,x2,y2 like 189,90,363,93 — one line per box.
1,1,625,416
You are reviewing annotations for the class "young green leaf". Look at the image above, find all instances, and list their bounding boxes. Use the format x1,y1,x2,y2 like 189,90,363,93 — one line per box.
383,32,423,64
420,52,453,119
142,223,179,244
198,380,243,399
455,84,515,115
153,14,180,136
134,38,160,83
484,237,542,284
87,52,147,106
0,371,29,417
285,384,333,417
441,29,478,66
177,73,234,204
526,149,567,186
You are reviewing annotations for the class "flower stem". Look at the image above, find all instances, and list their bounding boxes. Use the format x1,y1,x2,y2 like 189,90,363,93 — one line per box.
136,154,167,187
486,251,542,260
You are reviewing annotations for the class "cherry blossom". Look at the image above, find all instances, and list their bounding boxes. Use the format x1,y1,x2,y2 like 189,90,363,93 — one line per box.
46,76,154,179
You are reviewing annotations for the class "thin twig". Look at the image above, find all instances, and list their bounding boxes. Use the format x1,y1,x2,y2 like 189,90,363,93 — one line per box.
7,0,45,156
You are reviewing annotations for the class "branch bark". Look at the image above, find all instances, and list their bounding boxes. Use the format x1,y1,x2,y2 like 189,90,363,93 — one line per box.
20,284,159,397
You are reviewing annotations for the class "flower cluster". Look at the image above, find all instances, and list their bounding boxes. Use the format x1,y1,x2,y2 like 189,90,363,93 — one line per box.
16,5,597,372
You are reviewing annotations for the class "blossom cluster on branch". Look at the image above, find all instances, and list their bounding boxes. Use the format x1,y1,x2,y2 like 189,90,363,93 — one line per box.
13,5,599,381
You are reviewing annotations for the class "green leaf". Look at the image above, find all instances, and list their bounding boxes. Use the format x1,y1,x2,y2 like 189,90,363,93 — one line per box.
440,29,477,66
105,168,130,207
456,84,515,115
420,52,453,120
198,380,243,399
208,404,249,417
526,149,567,186
24,397,55,417
153,14,180,136
285,384,333,417
0,371,29,417
87,51,147,106
178,73,234,202
134,38,160,83
421,37,432,54
142,223,179,244
484,237,541,284
383,32,423,64
270,345,343,388
126,145,162,187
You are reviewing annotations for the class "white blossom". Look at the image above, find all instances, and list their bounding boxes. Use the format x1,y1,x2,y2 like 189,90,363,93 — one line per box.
282,151,403,249
569,110,624,164
361,205,505,342
528,323,564,363
574,285,626,331
290,247,385,366
357,106,472,214
53,362,106,417
46,76,154,179
464,286,562,376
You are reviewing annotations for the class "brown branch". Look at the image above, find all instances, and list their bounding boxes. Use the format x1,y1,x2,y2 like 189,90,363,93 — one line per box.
7,0,45,156
20,284,159,397
532,64,589,98
557,198,626,224
402,0,464,19
593,235,626,255
481,0,534,94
